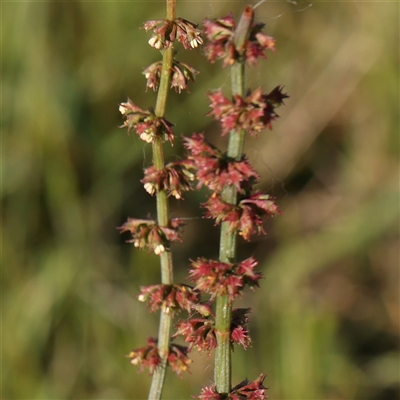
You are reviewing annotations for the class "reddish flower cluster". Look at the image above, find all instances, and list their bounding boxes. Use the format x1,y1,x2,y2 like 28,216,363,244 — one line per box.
121,5,287,395
119,99,174,144
117,218,184,255
127,338,191,377
203,11,275,67
168,343,192,377
143,18,203,50
141,161,194,199
188,257,262,300
174,308,251,353
138,284,199,313
207,87,288,137
196,374,268,400
230,308,252,350
203,192,280,241
127,337,160,374
183,133,258,193
174,315,217,353
143,60,199,93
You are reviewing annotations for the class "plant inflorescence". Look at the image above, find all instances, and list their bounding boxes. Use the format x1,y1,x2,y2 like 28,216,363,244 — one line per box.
118,2,287,399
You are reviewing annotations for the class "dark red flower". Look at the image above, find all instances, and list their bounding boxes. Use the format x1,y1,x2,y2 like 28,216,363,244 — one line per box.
126,337,161,374
246,24,276,66
168,343,192,377
239,192,281,239
230,374,268,400
174,308,252,353
230,308,252,350
207,87,288,137
143,18,202,50
188,257,262,301
138,284,199,313
117,218,184,255
119,98,175,144
195,375,268,399
203,191,280,241
126,338,191,377
183,133,259,193
141,161,194,199
174,316,217,354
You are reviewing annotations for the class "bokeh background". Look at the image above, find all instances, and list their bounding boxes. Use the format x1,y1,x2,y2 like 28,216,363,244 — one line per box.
2,0,399,399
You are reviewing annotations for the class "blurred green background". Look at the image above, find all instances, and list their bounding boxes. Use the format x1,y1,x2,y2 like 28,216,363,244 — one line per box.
2,1,399,399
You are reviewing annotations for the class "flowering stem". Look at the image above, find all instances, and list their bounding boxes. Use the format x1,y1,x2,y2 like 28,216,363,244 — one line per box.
214,7,253,394
148,1,176,399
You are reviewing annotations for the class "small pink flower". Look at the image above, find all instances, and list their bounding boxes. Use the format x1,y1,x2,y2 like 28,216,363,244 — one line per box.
207,87,288,137
188,257,262,301
141,161,194,199
126,337,161,374
203,191,280,241
246,25,276,66
194,384,222,400
138,284,199,313
168,343,192,377
193,385,222,400
183,133,259,193
119,98,175,144
195,374,268,399
174,308,251,354
174,317,217,354
231,374,268,399
203,11,275,67
117,218,184,255
126,338,191,377
231,308,252,349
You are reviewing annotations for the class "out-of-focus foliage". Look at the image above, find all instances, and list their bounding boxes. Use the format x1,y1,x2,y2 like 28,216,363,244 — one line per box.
2,1,399,399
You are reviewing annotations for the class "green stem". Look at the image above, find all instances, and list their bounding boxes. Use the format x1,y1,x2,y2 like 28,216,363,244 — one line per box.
214,62,246,396
214,6,253,395
148,1,176,399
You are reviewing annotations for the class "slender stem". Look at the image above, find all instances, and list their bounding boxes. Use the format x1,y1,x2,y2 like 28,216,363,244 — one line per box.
148,1,176,399
214,7,253,395
214,64,245,394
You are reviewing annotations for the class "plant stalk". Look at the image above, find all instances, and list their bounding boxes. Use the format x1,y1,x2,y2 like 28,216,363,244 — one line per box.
148,1,176,399
214,6,253,394
214,62,245,394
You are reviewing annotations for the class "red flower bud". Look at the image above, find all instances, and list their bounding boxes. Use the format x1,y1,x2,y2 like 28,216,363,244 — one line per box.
203,9,275,67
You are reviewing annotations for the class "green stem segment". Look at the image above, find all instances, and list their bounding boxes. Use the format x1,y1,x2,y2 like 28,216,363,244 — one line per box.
214,6,254,395
214,65,245,395
148,1,176,399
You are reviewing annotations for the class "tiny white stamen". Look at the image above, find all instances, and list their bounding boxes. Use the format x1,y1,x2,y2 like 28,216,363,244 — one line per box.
154,244,165,255
144,183,155,195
